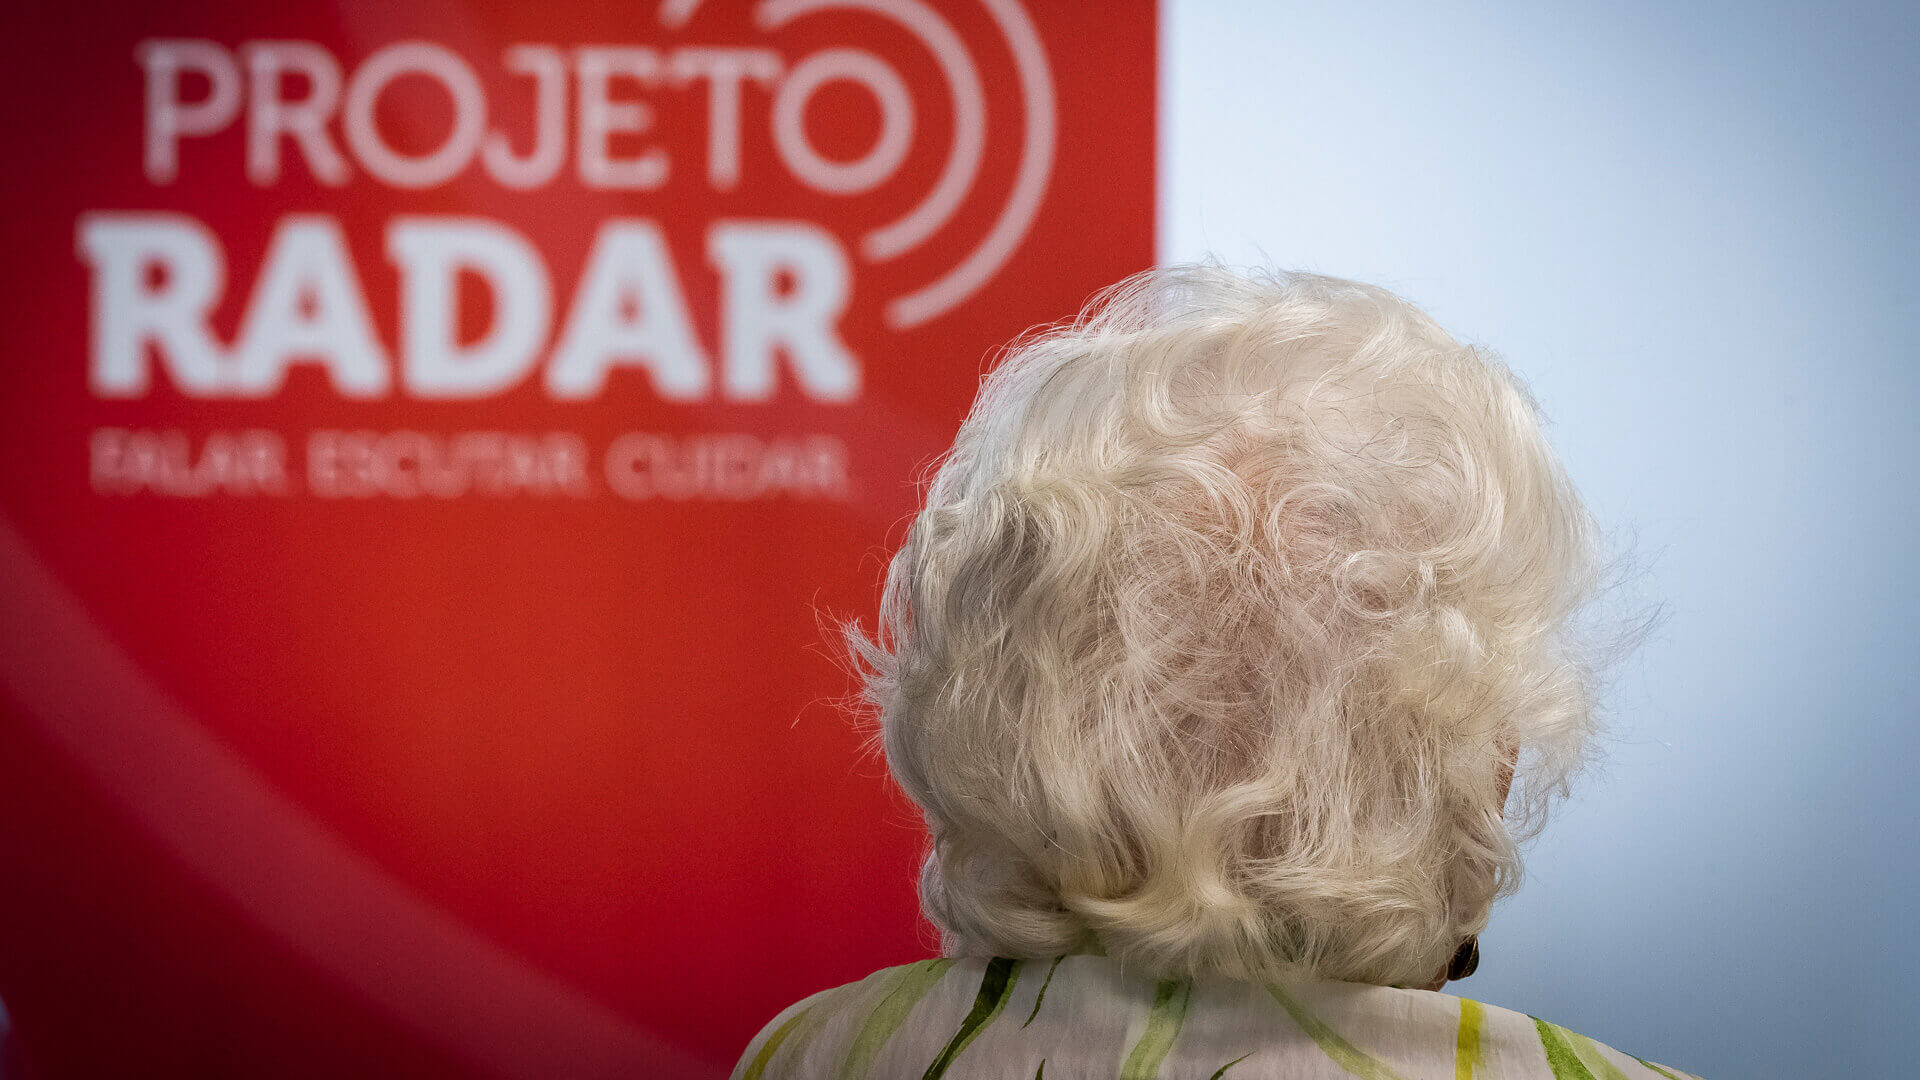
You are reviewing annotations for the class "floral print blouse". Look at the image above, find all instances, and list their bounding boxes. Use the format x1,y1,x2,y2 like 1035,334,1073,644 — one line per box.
734,954,1703,1080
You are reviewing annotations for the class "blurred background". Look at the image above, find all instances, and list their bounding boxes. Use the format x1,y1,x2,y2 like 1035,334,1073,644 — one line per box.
1,2,1914,1078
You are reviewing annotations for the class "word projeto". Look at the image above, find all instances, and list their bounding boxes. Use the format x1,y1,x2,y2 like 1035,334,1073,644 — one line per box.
136,39,913,193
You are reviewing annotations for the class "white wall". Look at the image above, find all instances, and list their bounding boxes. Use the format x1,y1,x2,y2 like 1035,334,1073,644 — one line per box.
1162,3,1920,1076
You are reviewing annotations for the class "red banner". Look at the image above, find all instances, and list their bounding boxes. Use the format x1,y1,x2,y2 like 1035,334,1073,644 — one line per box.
0,0,1152,1075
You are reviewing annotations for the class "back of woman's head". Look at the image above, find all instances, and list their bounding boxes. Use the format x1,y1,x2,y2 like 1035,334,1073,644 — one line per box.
849,265,1602,989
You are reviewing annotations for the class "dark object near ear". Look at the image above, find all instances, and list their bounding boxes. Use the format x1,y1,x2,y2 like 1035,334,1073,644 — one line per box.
1448,937,1481,981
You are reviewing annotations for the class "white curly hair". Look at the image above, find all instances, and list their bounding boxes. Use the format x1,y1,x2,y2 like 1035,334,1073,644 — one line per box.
847,265,1602,988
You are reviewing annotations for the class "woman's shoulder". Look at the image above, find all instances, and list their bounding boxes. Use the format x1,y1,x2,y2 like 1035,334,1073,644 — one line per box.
732,954,1706,1080
731,957,968,1080
1412,986,1706,1080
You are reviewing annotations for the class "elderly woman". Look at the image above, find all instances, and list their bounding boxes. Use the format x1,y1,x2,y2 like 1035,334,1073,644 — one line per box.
736,268,1698,1079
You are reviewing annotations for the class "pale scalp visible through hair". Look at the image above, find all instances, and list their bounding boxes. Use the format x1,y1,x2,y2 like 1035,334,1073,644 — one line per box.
845,266,1604,988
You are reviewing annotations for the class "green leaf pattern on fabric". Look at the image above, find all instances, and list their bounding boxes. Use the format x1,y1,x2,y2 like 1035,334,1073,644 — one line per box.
1207,1051,1255,1079
921,956,1023,1079
739,1006,812,1080
837,959,956,1080
1563,1027,1633,1080
1456,998,1486,1080
1024,956,1066,1028
1118,978,1192,1080
1534,1016,1599,1080
738,956,1704,1080
1267,982,1410,1080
